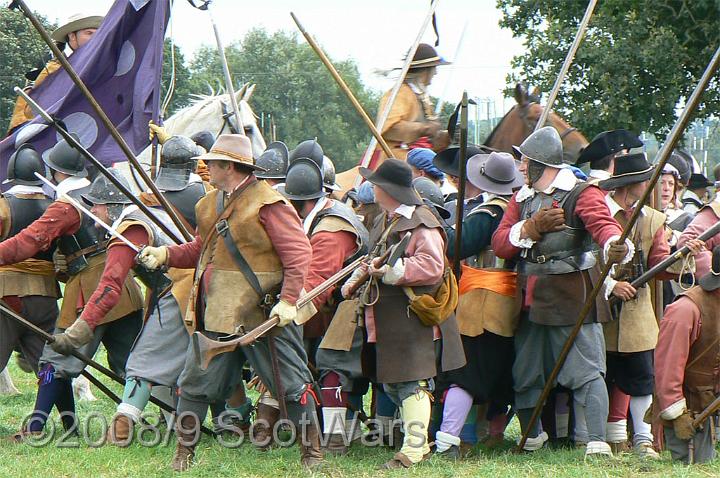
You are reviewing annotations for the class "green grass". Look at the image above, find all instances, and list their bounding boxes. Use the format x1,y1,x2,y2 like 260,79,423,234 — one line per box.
0,355,718,478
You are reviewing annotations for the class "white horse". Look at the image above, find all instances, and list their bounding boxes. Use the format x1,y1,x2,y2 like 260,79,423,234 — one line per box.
116,84,266,190
141,83,265,161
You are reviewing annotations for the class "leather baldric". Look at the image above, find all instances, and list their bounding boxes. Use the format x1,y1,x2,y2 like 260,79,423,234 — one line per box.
211,184,264,298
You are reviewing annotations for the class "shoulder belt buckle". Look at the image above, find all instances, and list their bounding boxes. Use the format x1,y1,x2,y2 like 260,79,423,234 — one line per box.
536,255,546,264
215,219,229,236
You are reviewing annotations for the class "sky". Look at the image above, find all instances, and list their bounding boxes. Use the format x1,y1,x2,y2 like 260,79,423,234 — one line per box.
22,0,526,117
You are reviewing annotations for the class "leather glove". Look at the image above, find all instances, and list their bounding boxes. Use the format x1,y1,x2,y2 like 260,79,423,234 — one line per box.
148,120,171,144
523,207,565,241
270,299,298,327
51,320,93,355
606,240,630,265
672,411,695,441
137,245,168,270
53,250,68,274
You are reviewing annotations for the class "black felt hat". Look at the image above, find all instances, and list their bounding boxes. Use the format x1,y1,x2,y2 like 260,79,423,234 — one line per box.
577,129,643,165
407,43,451,70
360,159,423,206
432,145,492,177
688,173,713,190
599,152,654,190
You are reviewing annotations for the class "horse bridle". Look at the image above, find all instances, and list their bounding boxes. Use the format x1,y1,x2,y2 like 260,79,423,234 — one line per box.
216,101,241,137
518,102,577,140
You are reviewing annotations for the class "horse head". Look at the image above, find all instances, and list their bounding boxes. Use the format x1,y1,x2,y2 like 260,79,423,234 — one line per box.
161,83,267,159
485,84,588,164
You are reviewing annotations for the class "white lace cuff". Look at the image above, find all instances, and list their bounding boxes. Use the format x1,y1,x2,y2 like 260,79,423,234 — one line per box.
604,276,618,300
382,259,405,285
603,235,635,264
660,399,687,421
510,220,536,249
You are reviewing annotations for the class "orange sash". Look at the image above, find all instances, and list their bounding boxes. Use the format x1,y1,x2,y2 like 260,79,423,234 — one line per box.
458,264,517,297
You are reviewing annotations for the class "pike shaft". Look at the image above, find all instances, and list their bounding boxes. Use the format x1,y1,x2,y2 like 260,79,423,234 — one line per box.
34,173,139,253
13,87,185,245
535,0,597,130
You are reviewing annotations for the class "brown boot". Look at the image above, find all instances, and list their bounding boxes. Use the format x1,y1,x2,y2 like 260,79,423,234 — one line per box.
108,414,133,447
252,403,279,451
300,423,325,469
171,414,199,472
322,433,349,456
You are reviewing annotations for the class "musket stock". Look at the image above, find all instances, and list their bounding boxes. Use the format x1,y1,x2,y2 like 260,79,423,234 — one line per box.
608,218,720,307
194,232,411,368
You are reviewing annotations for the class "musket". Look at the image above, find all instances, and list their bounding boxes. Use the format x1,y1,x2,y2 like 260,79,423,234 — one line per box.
14,88,185,246
516,42,720,452
193,233,411,369
0,301,214,437
10,0,193,242
535,0,598,130
291,12,393,160
353,0,441,188
35,172,172,293
453,92,469,278
608,218,720,307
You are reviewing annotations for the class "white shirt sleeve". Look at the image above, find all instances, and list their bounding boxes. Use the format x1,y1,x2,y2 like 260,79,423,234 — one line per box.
509,220,536,249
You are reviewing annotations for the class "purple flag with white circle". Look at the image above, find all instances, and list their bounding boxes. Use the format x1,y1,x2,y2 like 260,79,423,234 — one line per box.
0,0,169,180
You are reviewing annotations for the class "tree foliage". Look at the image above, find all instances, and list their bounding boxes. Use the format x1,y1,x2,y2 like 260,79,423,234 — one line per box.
159,39,194,118
0,8,55,134
498,0,720,140
188,28,379,171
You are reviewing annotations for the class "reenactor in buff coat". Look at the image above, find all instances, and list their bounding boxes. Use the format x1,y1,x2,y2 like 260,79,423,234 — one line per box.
338,159,465,469
597,153,705,457
372,44,451,166
138,134,321,471
0,138,143,441
434,152,524,457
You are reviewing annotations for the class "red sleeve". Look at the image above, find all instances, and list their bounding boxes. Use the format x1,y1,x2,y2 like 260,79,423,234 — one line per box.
647,225,675,281
167,234,203,269
397,226,445,286
655,296,701,415
306,230,358,309
678,208,717,277
0,202,80,265
491,192,523,260
259,201,312,304
78,226,148,329
574,186,622,247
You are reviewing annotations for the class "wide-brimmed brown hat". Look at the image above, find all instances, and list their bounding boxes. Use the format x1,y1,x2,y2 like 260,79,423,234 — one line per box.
407,43,451,70
193,134,263,171
699,246,720,292
467,152,525,196
360,159,423,206
599,152,654,190
51,13,104,43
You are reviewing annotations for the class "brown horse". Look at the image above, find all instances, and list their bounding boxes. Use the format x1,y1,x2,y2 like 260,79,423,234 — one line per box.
334,84,588,196
484,84,588,164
